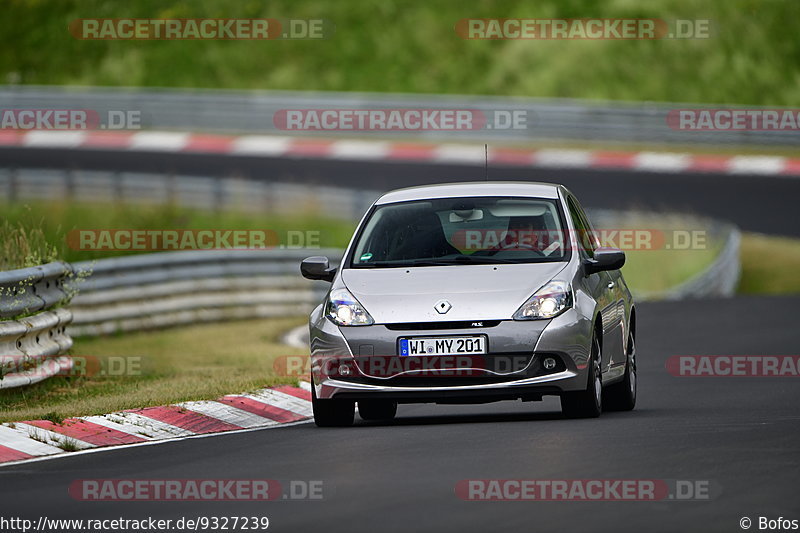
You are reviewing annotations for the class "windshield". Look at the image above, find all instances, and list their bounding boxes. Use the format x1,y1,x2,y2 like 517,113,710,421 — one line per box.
350,196,569,268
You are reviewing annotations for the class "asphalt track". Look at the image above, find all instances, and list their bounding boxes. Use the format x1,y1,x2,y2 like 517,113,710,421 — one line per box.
2,146,800,236
1,295,798,533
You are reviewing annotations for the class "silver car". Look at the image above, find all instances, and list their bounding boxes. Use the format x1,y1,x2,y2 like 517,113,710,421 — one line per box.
301,182,636,426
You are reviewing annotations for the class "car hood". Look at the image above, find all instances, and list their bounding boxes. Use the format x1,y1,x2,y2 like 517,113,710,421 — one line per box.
341,262,568,323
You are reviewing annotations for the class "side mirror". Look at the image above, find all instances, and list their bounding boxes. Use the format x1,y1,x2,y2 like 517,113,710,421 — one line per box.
301,256,337,282
584,247,626,275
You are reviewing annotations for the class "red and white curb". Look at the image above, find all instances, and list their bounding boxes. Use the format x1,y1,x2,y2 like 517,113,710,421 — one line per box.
0,382,312,466
1,129,798,176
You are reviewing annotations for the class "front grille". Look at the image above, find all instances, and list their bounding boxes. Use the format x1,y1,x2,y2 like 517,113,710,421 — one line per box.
334,353,566,387
385,320,502,331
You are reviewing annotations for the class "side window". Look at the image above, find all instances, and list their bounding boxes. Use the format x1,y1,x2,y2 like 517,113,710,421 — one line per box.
566,196,598,259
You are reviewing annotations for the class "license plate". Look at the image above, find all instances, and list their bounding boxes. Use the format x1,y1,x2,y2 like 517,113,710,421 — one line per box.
399,336,487,356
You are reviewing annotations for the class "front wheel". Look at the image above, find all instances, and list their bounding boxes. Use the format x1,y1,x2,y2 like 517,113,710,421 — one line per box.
312,381,354,427
561,334,602,419
603,331,637,411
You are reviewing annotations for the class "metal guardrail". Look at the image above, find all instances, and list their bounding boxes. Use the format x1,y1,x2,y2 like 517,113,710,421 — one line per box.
67,249,340,336
0,168,380,220
588,209,741,301
1,250,338,387
658,225,741,300
0,262,73,319
0,263,74,389
1,85,797,146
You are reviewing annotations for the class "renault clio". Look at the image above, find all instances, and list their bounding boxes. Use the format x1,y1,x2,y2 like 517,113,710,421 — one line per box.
301,182,636,426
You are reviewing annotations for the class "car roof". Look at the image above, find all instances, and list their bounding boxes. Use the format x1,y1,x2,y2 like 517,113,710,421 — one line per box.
374,181,562,205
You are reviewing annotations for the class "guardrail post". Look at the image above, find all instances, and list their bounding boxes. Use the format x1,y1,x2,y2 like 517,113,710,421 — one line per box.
8,167,17,203
65,168,75,201
113,170,123,204
214,176,224,212
167,172,177,206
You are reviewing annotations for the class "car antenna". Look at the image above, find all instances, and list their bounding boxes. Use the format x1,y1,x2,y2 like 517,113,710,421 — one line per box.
484,144,489,181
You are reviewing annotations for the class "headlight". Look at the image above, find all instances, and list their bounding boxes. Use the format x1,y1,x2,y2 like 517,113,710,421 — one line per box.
326,288,374,326
512,280,572,320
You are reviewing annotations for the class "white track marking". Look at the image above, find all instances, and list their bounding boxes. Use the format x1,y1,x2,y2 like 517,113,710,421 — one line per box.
433,144,488,164
178,401,280,429
243,389,313,417
80,414,174,441
104,412,195,438
0,383,313,466
230,135,291,155
729,156,786,174
634,152,691,173
11,423,95,450
331,140,390,159
23,131,87,148
0,425,64,456
130,131,190,151
533,149,593,167
0,419,313,468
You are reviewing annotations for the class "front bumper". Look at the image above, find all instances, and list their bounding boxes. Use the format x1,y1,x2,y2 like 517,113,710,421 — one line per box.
309,305,593,402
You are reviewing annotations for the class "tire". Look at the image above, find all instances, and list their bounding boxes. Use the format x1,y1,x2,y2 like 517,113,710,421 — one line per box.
603,330,637,412
561,333,602,419
358,400,398,421
311,381,354,427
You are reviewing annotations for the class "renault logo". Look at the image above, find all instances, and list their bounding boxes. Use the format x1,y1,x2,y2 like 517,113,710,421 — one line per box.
434,299,452,314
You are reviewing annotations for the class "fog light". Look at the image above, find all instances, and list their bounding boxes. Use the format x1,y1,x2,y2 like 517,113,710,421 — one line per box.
338,364,352,376
543,357,557,370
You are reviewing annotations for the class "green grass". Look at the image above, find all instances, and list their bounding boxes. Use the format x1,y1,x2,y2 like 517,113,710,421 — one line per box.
622,248,720,295
0,317,306,423
606,212,725,295
0,218,60,271
2,0,798,105
0,200,357,266
55,437,81,452
739,233,800,294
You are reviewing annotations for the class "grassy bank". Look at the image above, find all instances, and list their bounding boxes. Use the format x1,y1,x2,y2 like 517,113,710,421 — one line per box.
0,317,306,423
2,0,798,105
0,200,356,268
739,233,800,295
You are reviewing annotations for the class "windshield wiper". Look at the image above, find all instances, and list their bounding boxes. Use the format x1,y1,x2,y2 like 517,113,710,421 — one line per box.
451,256,520,264
353,260,453,268
354,256,534,268
354,259,473,268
